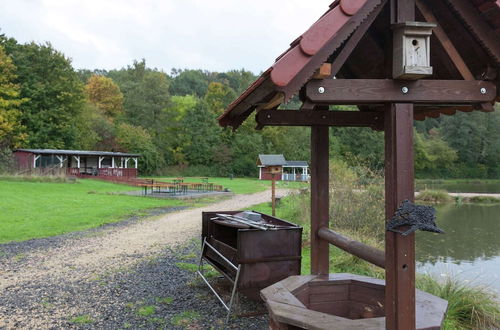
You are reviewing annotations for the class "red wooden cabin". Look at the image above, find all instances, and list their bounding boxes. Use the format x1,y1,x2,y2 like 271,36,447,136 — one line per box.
14,149,140,178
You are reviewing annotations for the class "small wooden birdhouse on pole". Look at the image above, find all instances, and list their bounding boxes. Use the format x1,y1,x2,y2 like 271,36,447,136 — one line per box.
392,22,436,79
218,0,499,328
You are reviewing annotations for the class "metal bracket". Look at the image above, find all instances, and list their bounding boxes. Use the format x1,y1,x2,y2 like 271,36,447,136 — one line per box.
197,237,241,324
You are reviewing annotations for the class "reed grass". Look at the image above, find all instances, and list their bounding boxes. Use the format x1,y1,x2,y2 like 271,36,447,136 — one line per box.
416,189,452,203
416,275,500,329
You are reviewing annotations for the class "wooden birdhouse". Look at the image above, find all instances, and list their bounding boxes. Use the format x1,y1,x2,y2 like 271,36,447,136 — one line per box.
269,166,281,174
392,22,436,80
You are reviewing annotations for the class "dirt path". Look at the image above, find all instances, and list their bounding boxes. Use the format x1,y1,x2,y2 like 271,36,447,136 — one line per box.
0,189,288,329
0,188,287,292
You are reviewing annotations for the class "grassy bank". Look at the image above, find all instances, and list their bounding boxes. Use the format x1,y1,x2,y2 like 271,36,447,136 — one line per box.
0,178,187,243
416,189,500,204
417,179,500,185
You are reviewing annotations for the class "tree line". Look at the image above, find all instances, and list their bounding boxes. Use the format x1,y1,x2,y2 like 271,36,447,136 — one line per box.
0,32,499,178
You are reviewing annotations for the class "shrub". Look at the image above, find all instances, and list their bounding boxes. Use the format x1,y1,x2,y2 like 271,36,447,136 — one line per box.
0,148,15,174
328,160,385,238
416,189,452,203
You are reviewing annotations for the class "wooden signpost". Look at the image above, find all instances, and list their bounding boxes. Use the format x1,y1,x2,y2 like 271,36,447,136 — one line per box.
269,166,280,216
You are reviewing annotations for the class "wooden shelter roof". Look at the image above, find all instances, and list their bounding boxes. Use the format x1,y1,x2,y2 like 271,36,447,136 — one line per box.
15,149,141,157
218,0,500,129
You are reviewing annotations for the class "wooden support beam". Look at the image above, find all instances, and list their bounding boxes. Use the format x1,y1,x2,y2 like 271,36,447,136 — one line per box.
306,79,496,104
256,109,384,129
391,0,415,23
318,227,385,269
310,123,329,275
385,103,416,330
259,92,284,110
416,0,474,81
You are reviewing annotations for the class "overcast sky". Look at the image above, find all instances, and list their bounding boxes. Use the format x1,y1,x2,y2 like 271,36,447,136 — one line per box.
0,0,328,74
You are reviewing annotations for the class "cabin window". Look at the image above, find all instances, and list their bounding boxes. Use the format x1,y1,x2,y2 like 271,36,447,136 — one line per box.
101,157,112,167
36,155,60,168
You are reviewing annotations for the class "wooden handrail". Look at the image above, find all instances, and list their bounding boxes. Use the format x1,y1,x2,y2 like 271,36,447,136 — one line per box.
318,227,385,269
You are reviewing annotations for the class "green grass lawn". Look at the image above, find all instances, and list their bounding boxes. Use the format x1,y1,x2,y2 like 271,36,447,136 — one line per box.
0,179,186,243
0,176,305,243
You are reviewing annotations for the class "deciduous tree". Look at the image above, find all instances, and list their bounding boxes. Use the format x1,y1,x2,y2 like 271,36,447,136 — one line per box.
85,75,124,120
0,45,25,149
0,37,85,149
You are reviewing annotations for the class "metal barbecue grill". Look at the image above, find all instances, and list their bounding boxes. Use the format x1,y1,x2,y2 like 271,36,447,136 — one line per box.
198,211,302,322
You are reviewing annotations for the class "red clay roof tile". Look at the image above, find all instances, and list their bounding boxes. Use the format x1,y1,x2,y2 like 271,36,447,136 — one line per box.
271,46,309,87
299,4,355,56
340,0,368,15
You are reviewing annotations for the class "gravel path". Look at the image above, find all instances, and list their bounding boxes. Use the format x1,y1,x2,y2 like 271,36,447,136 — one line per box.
0,189,288,329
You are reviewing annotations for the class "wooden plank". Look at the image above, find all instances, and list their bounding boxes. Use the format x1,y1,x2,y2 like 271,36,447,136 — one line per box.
384,103,416,330
309,287,349,303
256,109,383,129
260,282,306,308
306,79,496,104
310,122,329,275
416,0,475,81
282,275,316,293
259,92,284,110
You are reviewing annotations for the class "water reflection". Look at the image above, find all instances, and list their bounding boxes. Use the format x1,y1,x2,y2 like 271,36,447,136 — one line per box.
416,204,500,294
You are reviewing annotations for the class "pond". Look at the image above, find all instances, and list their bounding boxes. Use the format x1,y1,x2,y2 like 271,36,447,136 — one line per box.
416,203,500,296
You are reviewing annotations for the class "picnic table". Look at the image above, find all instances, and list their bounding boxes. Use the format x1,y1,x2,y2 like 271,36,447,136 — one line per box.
138,183,177,195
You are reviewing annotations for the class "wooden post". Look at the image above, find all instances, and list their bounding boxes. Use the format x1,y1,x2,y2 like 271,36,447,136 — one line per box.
271,173,276,216
384,103,416,330
310,125,329,275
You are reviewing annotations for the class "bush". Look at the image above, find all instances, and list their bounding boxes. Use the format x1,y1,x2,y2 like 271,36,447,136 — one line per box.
0,148,15,174
416,189,452,203
328,160,385,238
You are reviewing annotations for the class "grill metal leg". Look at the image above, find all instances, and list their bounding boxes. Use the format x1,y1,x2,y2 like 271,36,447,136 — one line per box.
197,237,241,324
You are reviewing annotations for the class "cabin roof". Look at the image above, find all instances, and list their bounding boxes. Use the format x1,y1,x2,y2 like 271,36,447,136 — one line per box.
15,149,141,157
285,160,309,167
258,154,287,166
218,0,500,129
